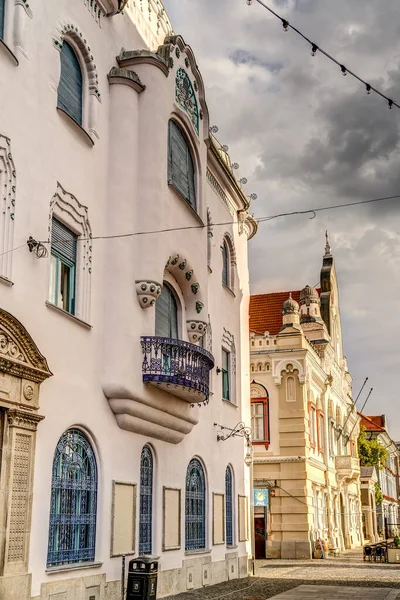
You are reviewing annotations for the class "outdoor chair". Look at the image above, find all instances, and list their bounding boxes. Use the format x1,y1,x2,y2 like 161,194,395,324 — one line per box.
375,545,386,562
363,546,373,561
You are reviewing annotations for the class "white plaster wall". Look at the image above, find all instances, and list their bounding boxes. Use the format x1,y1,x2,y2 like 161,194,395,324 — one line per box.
0,1,252,597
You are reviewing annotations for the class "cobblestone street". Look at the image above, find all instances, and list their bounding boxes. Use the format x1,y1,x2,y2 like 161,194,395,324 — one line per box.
165,550,400,600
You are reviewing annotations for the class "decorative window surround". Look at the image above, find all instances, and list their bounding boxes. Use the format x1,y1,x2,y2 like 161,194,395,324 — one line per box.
135,280,162,309
222,328,236,405
0,134,16,281
175,68,199,136
1,0,32,62
49,183,92,324
53,23,101,139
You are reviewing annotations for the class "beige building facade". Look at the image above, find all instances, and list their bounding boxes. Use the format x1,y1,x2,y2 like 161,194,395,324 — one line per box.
249,237,363,559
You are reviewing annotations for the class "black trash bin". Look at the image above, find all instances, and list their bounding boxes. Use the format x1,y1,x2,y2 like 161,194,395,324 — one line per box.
127,556,158,600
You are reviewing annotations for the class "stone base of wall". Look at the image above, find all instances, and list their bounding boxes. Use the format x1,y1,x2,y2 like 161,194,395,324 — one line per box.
30,554,250,600
0,573,32,600
266,540,312,559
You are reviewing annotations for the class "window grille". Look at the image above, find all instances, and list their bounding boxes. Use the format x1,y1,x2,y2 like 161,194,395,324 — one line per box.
0,0,5,39
185,458,206,550
168,120,196,210
58,41,83,125
47,429,97,567
225,467,233,545
139,445,153,555
155,283,178,339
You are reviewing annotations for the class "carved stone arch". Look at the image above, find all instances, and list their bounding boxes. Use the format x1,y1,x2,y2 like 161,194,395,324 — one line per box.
165,34,209,137
0,134,16,281
49,182,93,323
53,23,101,138
165,253,207,341
0,308,52,383
250,382,268,398
273,358,305,387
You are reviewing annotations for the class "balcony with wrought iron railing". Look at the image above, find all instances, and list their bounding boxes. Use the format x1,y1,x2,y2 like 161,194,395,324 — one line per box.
141,336,214,404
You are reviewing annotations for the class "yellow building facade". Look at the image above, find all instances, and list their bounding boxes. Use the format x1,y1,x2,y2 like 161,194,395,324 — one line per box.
249,237,363,559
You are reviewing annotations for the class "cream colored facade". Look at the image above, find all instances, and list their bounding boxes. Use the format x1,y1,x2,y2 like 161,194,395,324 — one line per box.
250,239,363,559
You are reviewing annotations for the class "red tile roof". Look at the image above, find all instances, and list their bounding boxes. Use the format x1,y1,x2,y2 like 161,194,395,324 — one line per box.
358,413,386,432
249,290,301,335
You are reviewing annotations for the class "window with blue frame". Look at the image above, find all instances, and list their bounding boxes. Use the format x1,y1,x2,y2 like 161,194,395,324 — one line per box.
222,349,230,401
47,429,97,568
168,120,196,211
225,466,234,546
57,41,83,125
0,0,5,39
185,458,206,550
139,445,153,555
49,218,77,315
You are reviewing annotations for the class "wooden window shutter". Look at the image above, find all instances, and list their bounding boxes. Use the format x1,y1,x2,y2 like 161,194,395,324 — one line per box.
168,121,196,211
51,218,77,263
57,42,83,125
0,0,5,39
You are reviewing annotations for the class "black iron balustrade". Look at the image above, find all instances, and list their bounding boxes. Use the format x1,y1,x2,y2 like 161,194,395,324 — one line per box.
141,336,214,404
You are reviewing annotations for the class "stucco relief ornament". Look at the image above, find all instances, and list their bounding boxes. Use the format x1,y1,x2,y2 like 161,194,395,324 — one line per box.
175,68,199,135
23,384,34,401
196,301,204,314
186,320,207,344
0,333,25,362
135,281,162,309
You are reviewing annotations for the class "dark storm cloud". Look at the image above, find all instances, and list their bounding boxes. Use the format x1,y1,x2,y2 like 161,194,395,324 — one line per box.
163,0,400,437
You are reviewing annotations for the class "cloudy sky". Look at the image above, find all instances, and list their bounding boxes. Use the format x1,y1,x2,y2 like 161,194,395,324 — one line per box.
163,0,400,437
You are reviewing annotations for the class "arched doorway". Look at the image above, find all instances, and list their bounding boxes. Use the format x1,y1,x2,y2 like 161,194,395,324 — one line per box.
0,307,51,599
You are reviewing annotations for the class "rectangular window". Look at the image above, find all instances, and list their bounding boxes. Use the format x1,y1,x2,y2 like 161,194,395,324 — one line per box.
251,403,264,441
49,218,77,315
310,407,317,447
222,349,230,401
318,413,324,451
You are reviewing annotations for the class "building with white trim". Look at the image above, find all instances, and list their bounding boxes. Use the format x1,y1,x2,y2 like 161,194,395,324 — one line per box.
0,1,257,598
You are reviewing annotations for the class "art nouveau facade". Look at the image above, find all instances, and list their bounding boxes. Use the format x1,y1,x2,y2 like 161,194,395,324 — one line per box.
249,238,363,559
0,1,257,598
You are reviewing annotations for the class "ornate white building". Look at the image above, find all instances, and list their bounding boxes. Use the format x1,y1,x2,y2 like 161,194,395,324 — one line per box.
0,1,257,598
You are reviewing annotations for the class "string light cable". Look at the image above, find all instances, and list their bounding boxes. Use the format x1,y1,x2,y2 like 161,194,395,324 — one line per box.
1,191,400,258
247,0,400,110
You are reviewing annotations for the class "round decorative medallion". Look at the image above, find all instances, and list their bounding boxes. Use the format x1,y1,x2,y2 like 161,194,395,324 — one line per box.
23,384,34,401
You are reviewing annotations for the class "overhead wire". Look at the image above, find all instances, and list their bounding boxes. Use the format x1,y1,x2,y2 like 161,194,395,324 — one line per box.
2,192,399,258
249,0,400,110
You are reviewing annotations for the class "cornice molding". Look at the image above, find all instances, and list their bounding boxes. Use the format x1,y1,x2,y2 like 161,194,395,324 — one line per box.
7,409,45,431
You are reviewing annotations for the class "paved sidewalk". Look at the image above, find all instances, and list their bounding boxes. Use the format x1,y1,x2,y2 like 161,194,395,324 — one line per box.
165,549,400,600
269,584,400,599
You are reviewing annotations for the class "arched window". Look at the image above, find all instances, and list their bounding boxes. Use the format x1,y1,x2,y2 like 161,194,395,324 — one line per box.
222,241,229,287
185,458,206,550
155,282,178,338
225,466,234,546
58,41,83,125
47,429,97,567
168,120,196,211
0,0,5,39
139,445,153,555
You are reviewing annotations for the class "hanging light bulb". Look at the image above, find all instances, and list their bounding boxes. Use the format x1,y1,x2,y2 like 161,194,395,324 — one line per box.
282,19,289,31
246,0,253,4
388,99,393,110
366,84,371,95
311,44,318,57
340,65,347,76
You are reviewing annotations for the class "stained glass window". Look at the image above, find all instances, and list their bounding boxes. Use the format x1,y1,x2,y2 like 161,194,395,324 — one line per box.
185,458,206,550
139,445,153,555
225,466,233,546
47,429,97,567
175,68,199,135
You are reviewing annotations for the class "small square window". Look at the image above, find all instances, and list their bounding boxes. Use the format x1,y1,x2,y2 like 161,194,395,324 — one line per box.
49,218,77,315
222,349,230,401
